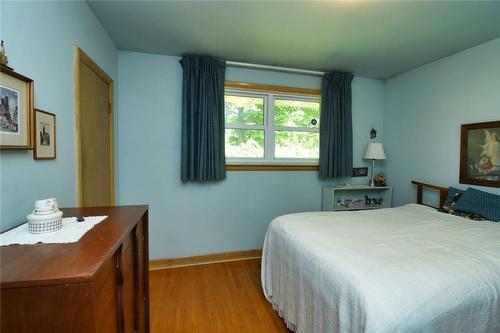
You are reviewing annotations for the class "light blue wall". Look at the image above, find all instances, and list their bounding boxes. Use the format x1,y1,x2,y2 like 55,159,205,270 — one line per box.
2,1,497,259
117,51,385,259
384,37,500,206
0,1,117,231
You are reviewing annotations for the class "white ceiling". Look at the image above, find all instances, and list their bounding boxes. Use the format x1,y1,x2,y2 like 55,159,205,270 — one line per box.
87,1,500,79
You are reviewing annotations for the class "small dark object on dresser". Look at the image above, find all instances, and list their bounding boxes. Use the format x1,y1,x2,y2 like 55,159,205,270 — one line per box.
76,216,85,222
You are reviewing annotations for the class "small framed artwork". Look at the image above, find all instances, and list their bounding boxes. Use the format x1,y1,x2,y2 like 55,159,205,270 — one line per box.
460,120,500,187
33,109,56,160
0,65,34,149
352,167,368,177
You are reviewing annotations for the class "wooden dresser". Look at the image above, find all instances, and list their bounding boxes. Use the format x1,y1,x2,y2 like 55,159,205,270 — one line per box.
0,205,150,333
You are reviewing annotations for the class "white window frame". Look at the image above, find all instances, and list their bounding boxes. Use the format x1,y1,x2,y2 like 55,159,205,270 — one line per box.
225,88,320,165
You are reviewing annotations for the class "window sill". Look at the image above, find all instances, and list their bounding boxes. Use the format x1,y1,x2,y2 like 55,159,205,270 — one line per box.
226,163,319,171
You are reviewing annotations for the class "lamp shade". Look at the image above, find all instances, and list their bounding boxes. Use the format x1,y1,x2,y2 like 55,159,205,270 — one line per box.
364,142,386,160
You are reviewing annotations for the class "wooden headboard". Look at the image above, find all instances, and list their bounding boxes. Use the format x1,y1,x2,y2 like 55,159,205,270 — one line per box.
411,180,449,209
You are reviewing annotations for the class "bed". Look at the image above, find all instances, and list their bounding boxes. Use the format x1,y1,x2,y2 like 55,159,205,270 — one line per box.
261,182,500,333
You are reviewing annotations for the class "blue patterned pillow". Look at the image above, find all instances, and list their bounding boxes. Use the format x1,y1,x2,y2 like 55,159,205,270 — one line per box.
439,189,485,221
443,187,465,207
454,188,500,222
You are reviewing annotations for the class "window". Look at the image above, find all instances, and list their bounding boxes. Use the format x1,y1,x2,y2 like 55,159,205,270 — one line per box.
224,84,320,167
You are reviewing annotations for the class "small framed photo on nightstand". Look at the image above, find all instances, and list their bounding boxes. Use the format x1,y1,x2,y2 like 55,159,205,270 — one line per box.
352,167,368,177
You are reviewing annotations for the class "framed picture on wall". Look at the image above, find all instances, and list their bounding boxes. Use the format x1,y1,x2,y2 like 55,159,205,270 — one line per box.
352,167,368,177
0,65,34,149
33,109,56,160
460,120,500,188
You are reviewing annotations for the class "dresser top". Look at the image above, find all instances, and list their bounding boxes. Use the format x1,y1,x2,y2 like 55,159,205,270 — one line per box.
1,205,148,289
325,185,391,190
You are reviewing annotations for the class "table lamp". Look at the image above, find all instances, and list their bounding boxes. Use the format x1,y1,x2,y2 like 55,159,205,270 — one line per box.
364,143,386,187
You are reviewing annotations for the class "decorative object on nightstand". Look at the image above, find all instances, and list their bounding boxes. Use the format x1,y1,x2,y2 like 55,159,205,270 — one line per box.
322,185,392,211
374,172,387,187
364,142,386,187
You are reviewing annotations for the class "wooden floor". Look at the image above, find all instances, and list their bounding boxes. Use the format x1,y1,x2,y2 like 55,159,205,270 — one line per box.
149,258,291,333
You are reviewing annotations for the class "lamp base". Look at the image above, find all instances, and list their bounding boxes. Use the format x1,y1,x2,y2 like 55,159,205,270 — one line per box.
369,159,375,187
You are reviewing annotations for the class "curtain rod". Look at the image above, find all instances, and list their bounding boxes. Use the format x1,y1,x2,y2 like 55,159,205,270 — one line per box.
226,61,325,77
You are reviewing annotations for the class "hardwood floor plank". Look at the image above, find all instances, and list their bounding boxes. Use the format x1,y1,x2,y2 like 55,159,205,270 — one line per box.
149,258,290,333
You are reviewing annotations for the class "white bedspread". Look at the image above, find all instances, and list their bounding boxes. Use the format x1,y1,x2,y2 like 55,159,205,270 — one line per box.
261,204,500,333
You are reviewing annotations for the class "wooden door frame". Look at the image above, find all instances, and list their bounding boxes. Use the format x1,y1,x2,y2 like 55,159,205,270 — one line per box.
74,46,115,206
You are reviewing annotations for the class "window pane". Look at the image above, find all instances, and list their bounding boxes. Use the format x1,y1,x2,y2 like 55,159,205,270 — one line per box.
275,131,319,159
225,95,264,126
274,99,320,128
225,129,264,158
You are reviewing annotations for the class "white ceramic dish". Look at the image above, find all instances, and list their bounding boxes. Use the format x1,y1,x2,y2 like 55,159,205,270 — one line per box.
27,210,63,234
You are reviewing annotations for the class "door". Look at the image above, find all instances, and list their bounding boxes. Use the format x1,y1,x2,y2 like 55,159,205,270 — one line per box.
75,47,114,207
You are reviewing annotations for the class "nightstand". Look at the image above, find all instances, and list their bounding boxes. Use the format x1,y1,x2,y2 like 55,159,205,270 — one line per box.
322,185,393,211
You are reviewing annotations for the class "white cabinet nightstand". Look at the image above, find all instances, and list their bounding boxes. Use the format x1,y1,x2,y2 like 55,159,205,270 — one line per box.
322,185,392,211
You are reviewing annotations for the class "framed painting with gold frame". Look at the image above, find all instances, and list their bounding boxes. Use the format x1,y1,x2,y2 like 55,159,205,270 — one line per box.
34,109,56,160
460,120,500,188
0,65,34,149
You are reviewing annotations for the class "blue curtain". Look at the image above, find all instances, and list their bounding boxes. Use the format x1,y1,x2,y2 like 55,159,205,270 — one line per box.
180,55,226,181
319,72,354,178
